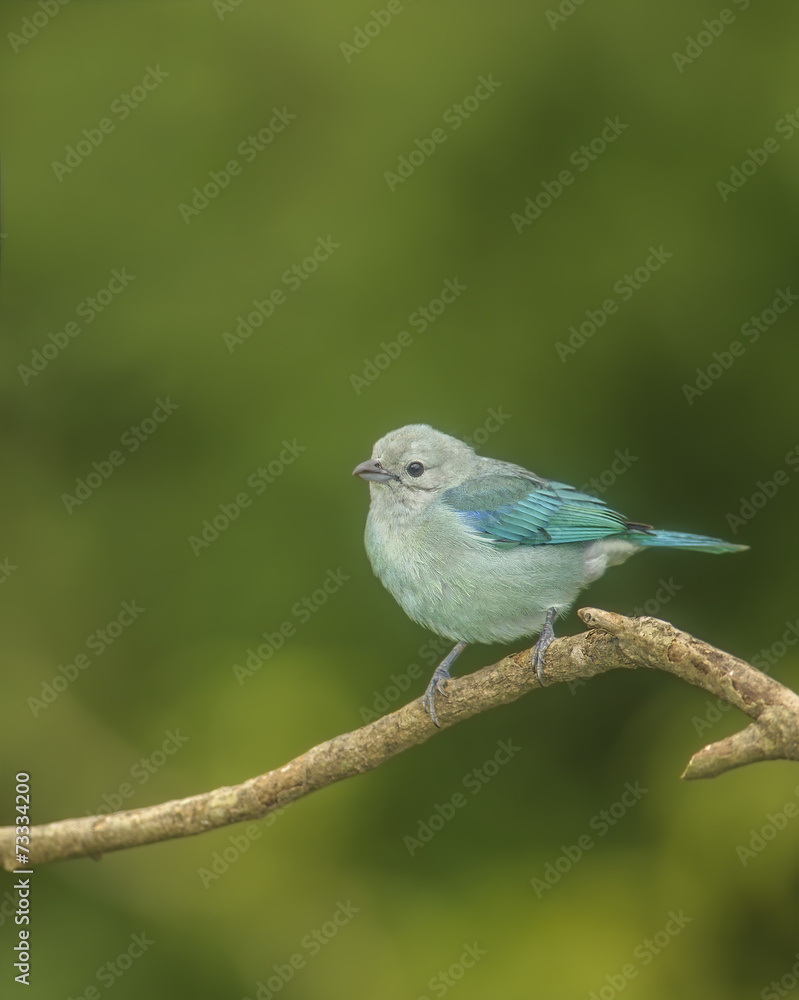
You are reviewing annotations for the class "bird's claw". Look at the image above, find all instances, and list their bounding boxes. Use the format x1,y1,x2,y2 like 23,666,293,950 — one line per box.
421,640,467,728
531,634,553,685
422,667,450,728
532,607,558,686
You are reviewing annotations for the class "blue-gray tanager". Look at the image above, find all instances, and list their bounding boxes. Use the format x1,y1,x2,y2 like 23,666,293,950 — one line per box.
353,424,747,726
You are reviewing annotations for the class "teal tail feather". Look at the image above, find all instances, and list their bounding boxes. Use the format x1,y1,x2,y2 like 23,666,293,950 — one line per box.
624,529,748,554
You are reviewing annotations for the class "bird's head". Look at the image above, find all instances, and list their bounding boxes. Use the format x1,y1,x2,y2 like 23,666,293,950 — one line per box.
352,424,482,505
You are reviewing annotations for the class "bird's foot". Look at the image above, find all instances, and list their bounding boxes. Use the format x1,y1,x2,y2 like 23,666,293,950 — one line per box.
532,607,557,686
421,640,468,728
422,666,451,728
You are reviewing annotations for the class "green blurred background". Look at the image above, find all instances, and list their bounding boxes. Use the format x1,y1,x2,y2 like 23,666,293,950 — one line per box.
2,0,799,997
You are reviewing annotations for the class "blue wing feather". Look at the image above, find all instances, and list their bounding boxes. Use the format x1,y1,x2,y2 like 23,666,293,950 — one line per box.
441,474,636,547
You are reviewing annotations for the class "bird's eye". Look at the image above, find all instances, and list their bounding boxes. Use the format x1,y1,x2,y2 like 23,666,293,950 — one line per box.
406,462,424,478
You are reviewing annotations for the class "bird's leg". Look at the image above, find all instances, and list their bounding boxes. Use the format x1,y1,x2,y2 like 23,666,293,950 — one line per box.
532,607,557,686
422,641,468,728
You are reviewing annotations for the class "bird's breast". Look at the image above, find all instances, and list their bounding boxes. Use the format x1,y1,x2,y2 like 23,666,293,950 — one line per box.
364,500,589,643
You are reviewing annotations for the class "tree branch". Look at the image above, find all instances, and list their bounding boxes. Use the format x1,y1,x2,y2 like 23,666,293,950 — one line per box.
4,608,799,871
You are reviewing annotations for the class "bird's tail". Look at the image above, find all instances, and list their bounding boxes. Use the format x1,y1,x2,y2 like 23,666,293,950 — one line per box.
624,528,748,554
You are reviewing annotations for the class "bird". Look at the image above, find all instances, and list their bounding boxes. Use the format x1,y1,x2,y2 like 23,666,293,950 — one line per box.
352,424,748,726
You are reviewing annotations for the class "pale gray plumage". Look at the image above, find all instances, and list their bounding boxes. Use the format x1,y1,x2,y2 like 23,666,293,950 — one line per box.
353,424,747,725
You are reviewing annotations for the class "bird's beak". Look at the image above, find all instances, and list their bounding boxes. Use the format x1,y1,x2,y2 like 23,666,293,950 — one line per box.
352,459,398,483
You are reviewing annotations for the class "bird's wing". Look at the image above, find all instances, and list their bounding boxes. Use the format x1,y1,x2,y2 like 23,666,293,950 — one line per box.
441,473,648,547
